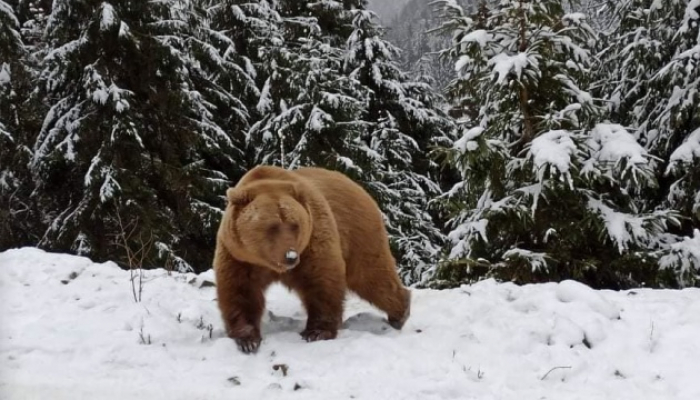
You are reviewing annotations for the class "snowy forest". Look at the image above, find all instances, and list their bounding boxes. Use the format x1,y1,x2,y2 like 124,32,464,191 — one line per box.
1,0,699,290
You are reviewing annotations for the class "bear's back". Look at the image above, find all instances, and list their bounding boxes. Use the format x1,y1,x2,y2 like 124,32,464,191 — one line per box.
291,167,392,266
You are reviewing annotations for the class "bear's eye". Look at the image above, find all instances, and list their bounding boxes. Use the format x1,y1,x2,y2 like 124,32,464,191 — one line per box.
267,224,280,235
290,223,299,233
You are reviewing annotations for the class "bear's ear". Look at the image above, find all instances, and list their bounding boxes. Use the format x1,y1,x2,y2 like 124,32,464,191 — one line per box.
291,183,307,205
226,187,251,207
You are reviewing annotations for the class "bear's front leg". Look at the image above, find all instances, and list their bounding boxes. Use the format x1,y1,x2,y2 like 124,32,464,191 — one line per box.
214,251,274,354
288,256,346,342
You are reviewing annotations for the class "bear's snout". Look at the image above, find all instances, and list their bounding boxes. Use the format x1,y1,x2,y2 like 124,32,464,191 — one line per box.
283,249,299,269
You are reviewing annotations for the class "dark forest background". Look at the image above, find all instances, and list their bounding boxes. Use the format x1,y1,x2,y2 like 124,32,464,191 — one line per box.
1,0,698,289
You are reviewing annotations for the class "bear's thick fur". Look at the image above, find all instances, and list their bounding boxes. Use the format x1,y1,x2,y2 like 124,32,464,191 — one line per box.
213,165,411,353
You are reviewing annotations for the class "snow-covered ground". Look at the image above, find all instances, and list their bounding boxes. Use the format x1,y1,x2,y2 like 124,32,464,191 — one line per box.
1,248,699,400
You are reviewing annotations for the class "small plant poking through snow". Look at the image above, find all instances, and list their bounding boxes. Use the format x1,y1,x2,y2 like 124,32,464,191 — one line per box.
138,324,151,345
112,205,152,303
196,316,214,340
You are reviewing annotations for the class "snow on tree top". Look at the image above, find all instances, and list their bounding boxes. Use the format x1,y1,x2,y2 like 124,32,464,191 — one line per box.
659,229,700,285
681,0,700,30
649,0,665,12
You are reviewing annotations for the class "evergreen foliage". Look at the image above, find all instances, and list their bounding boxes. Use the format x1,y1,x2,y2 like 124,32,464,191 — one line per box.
2,0,453,283
596,0,700,284
0,0,23,143
3,0,697,289
430,0,686,289
0,0,41,249
343,8,454,282
29,0,250,271
247,2,454,282
205,0,277,154
386,0,455,89
250,0,367,171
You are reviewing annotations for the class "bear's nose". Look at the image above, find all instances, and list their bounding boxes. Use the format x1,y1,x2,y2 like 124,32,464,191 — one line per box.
284,249,299,265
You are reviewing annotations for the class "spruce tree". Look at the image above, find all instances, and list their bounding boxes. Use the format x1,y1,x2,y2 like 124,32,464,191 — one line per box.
431,0,678,289
31,0,249,271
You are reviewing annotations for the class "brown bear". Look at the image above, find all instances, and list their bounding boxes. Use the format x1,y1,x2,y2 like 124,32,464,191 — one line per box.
213,165,411,353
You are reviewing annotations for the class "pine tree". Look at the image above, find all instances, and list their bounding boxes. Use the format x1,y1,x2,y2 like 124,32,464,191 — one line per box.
431,0,678,289
598,0,700,285
344,8,455,283
31,0,249,271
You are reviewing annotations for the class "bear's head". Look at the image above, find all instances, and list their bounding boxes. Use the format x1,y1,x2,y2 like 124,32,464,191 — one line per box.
222,180,312,273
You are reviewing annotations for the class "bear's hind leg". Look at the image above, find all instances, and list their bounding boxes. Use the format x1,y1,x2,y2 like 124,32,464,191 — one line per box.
349,269,411,330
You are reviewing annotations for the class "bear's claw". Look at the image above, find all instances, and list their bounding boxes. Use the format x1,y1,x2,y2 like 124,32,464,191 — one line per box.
235,336,261,354
300,329,337,342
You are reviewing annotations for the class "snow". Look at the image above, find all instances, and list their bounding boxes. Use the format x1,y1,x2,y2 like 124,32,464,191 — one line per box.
659,229,700,286
586,124,646,164
0,1,20,27
460,29,492,47
582,123,650,184
118,21,131,39
447,217,489,259
306,106,332,132
454,55,471,72
502,248,548,272
668,127,700,166
563,13,587,25
0,63,10,85
100,3,116,31
453,126,483,153
3,248,700,399
489,52,536,84
682,0,700,28
585,198,665,253
257,78,273,114
528,130,577,187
